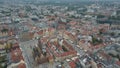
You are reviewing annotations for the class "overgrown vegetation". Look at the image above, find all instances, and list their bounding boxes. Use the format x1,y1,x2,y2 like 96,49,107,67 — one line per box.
92,37,103,45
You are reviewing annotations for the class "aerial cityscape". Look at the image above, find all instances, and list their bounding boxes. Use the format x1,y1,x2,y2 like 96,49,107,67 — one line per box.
0,0,120,68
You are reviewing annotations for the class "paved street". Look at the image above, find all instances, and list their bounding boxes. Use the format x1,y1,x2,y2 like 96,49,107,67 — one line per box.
19,40,38,68
19,39,63,68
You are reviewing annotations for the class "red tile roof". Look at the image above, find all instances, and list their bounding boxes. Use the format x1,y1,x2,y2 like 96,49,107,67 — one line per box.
13,43,19,48
37,30,44,35
48,28,55,32
63,40,74,50
99,51,111,60
97,63,103,68
41,37,48,43
69,61,76,68
57,51,77,57
116,61,120,66
11,48,24,62
18,63,26,68
69,21,77,26
64,31,77,40
48,55,53,60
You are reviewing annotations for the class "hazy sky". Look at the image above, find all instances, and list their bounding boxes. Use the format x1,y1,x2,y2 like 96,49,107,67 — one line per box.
1,0,119,3
1,0,119,1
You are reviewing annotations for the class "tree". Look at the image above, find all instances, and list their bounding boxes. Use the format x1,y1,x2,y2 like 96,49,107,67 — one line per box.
110,32,115,36
43,52,47,56
99,29,104,35
5,43,13,53
1,29,8,33
62,46,68,52
118,33,120,36
97,15,105,18
92,37,103,45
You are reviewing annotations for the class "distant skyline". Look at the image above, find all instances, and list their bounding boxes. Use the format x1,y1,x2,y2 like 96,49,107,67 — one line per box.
1,0,120,1
0,0,119,4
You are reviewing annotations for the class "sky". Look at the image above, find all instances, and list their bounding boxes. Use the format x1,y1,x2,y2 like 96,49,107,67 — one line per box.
1,0,119,3
1,0,119,1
